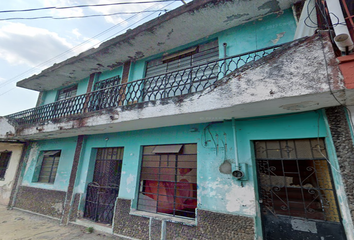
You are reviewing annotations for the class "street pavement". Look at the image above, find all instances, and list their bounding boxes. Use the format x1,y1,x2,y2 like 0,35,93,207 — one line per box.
0,205,121,240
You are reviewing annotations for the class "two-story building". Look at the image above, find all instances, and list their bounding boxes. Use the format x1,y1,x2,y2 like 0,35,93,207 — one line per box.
1,0,354,239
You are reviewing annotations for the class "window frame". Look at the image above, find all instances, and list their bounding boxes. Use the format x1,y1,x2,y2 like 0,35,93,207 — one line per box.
32,150,61,184
137,143,197,219
57,85,78,101
0,151,12,181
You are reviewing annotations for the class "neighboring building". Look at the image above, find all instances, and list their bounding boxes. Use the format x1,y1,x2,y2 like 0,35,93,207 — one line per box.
0,141,25,206
1,0,354,239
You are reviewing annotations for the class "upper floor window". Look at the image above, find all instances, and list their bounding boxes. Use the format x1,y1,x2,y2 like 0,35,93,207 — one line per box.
137,144,197,218
0,151,12,180
33,150,61,184
143,40,219,101
93,76,121,91
57,85,77,101
145,40,219,78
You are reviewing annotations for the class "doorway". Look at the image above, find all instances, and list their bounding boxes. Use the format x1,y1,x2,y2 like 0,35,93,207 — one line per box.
84,147,123,224
255,139,346,240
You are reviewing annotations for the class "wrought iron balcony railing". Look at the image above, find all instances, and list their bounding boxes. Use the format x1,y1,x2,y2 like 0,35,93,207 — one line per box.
6,43,285,126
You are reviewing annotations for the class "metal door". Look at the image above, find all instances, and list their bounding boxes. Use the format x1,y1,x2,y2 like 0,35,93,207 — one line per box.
255,139,346,240
84,147,123,224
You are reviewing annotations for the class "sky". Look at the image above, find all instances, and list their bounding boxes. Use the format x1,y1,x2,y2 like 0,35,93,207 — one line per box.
0,0,190,116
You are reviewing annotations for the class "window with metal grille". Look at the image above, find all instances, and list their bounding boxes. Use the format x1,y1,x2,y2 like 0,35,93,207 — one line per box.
93,76,121,91
0,151,12,180
57,85,77,101
137,144,197,218
143,40,219,101
36,150,61,184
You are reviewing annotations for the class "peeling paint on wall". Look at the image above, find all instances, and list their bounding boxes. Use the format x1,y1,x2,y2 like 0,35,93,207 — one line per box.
126,174,135,193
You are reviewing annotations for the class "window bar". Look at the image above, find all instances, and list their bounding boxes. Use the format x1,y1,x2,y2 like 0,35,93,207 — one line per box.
265,141,276,215
156,154,162,214
309,139,327,221
173,154,178,217
48,156,56,183
279,140,291,217
292,140,309,220
341,0,354,39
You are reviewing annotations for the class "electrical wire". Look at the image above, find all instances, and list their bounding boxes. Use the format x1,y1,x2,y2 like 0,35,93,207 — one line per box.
0,1,178,13
0,10,168,21
0,1,177,92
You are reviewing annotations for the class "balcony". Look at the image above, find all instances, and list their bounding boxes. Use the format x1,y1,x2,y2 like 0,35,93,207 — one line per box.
6,44,284,127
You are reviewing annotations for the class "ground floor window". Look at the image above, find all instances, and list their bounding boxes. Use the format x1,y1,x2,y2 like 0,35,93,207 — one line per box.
0,151,12,180
137,144,197,218
34,150,61,184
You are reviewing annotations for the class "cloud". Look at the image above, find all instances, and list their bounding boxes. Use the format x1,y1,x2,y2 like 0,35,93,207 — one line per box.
72,28,81,38
43,0,84,18
86,0,165,25
0,23,73,67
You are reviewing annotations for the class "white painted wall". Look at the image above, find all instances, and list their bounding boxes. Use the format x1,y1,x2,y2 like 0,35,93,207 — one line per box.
0,143,24,206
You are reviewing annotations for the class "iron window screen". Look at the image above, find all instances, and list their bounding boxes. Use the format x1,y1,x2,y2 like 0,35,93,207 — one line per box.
0,151,12,180
137,144,197,218
37,150,61,184
57,85,78,101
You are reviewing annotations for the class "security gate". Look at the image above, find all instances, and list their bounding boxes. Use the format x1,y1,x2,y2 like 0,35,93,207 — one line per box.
84,147,123,224
255,139,346,240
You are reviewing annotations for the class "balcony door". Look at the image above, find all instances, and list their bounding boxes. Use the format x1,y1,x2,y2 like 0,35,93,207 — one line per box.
255,139,346,240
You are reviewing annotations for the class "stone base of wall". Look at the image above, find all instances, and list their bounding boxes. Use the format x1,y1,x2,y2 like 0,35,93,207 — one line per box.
326,106,354,223
14,186,66,219
113,198,150,239
113,198,254,240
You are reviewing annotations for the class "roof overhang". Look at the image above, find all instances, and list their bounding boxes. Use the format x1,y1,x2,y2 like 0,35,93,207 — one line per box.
17,0,300,92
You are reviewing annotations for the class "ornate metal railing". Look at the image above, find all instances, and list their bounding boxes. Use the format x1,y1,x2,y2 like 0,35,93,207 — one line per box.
6,43,285,126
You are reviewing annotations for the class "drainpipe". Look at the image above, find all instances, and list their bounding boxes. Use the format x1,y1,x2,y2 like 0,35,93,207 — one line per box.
232,118,240,170
326,0,353,53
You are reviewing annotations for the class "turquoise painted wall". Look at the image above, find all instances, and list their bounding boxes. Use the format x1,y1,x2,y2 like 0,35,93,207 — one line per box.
129,9,296,82
77,77,89,95
72,111,333,218
41,89,57,105
218,9,296,57
40,77,89,105
39,10,296,105
21,137,77,191
19,110,352,237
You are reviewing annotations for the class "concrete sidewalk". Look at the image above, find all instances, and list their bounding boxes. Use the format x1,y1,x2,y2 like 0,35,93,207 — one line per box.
0,205,120,240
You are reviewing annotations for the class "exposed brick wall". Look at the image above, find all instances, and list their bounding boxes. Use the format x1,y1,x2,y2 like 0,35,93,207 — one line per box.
113,199,254,240
14,186,66,219
325,106,354,223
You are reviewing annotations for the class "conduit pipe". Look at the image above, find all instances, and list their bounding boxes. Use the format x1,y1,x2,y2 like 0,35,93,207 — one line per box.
232,118,240,170
326,0,353,52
